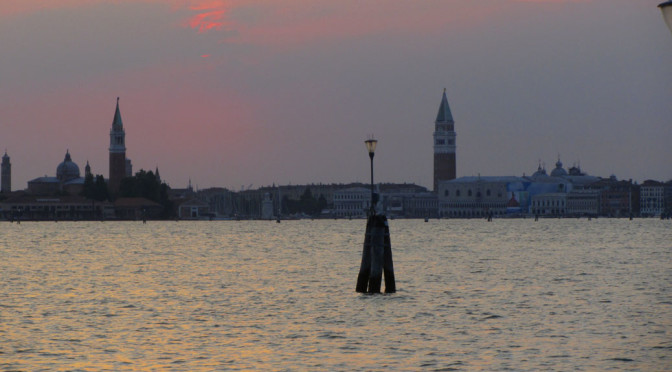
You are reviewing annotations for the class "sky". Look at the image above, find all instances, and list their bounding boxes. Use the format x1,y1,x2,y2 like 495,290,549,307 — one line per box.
1,0,670,191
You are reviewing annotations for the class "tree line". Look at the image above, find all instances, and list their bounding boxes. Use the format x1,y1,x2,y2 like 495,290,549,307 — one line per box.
281,188,327,216
82,169,173,217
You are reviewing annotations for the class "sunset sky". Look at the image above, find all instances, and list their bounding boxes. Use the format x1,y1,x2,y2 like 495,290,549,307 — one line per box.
1,0,670,191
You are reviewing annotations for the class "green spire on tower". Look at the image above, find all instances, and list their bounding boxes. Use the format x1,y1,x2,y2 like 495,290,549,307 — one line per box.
435,88,454,123
112,97,124,130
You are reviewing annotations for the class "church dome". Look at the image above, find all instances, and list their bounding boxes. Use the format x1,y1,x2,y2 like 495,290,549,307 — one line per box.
57,150,80,182
532,163,547,177
550,159,567,177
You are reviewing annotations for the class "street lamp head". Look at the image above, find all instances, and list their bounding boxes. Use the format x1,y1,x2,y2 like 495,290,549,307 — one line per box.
660,1,672,35
364,138,378,156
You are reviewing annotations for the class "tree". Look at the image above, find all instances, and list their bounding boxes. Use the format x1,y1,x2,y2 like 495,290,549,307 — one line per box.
81,174,109,201
317,194,327,214
94,175,110,201
119,170,160,200
279,187,325,217
300,188,318,215
118,169,173,218
82,173,94,197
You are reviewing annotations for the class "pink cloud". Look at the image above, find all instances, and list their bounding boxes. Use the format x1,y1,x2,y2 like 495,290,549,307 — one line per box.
0,0,231,34
174,1,504,48
0,0,498,45
181,0,230,33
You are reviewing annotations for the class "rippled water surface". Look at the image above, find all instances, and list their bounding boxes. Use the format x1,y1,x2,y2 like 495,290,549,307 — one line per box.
1,219,671,371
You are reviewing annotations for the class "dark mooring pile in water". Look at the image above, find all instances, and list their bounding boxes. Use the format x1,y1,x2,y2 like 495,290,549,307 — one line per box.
356,214,396,294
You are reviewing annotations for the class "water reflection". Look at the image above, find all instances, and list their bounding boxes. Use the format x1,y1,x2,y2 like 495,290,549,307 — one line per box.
0,219,670,370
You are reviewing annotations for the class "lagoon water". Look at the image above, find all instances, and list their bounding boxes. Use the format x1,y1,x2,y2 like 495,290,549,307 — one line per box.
1,219,670,371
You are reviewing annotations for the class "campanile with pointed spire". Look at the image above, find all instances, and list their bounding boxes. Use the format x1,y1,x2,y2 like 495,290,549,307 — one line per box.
1,151,11,193
109,97,127,194
433,89,457,191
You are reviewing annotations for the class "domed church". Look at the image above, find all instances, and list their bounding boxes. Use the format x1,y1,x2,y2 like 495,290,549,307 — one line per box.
550,158,568,177
27,150,87,195
57,150,81,182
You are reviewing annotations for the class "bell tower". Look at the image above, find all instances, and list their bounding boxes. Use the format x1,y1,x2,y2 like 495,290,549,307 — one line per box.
433,89,456,192
109,97,126,194
1,151,11,193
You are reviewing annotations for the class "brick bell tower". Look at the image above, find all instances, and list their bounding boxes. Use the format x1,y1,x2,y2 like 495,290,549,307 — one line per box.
109,97,127,195
1,151,11,193
433,88,456,192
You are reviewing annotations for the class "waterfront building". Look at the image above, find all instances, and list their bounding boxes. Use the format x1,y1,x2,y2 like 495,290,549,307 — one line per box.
527,159,601,216
256,183,348,207
177,198,211,219
436,160,607,217
531,193,567,216
400,193,439,218
640,180,665,216
26,150,86,196
591,177,639,217
331,183,432,218
0,194,113,220
565,189,601,216
437,176,526,217
227,182,430,219
114,197,163,220
1,151,10,193
379,189,438,218
109,97,131,195
433,89,457,192
333,187,371,218
27,177,62,195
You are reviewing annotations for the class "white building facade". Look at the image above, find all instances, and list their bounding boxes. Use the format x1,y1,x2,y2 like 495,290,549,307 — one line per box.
530,193,567,216
640,180,665,216
332,187,371,218
438,177,525,217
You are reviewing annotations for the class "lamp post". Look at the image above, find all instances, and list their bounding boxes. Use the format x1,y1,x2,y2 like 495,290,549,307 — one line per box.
356,136,395,294
364,138,377,216
660,1,672,35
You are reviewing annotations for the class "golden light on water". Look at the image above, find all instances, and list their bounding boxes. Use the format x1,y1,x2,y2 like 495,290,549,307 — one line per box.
1,220,670,370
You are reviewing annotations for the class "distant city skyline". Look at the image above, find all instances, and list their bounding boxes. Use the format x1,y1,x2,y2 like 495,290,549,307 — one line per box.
1,0,670,191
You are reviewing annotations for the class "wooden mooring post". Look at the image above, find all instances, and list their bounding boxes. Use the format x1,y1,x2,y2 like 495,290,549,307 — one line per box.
356,214,396,294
